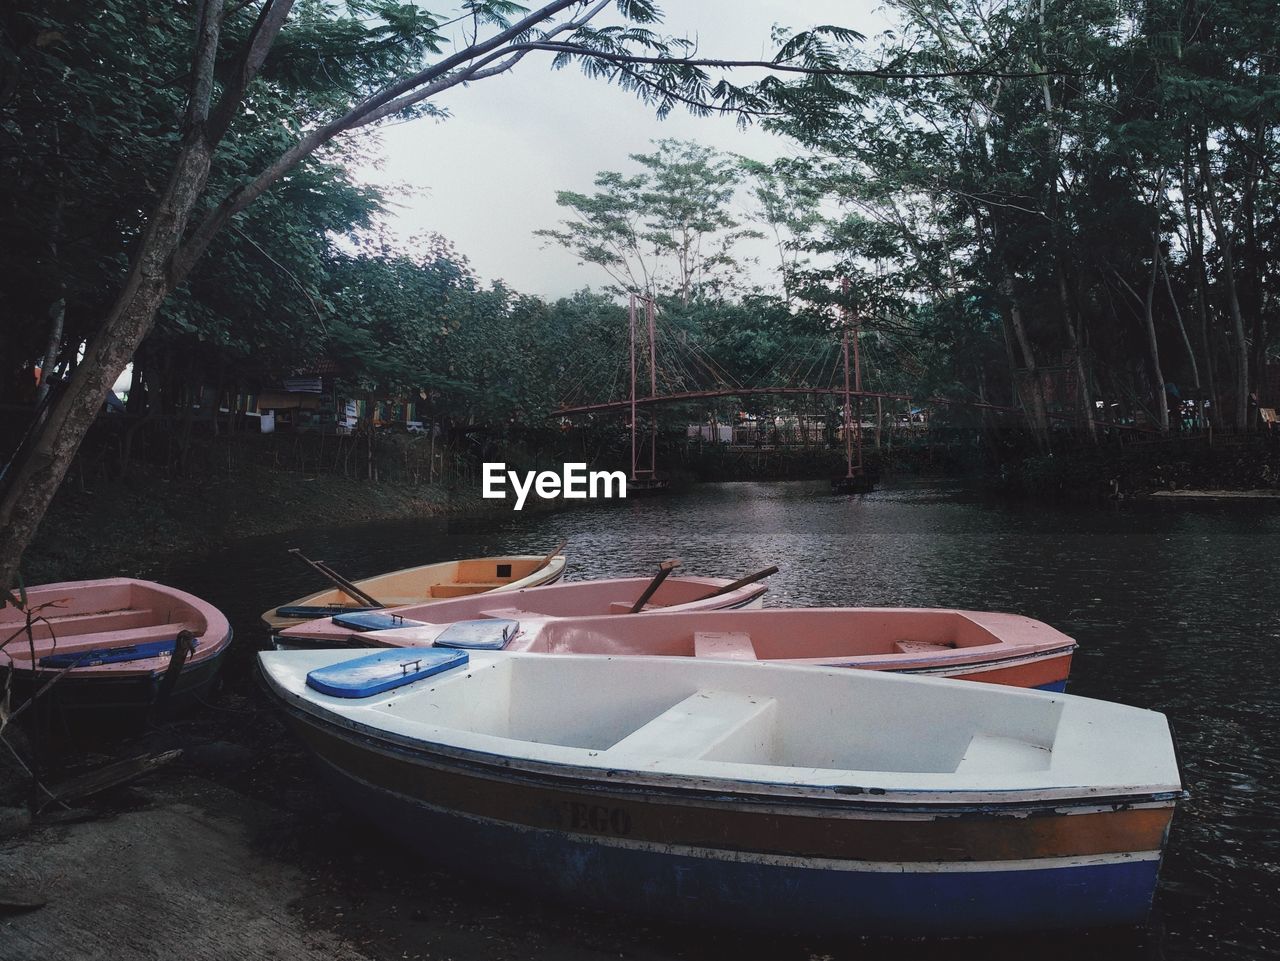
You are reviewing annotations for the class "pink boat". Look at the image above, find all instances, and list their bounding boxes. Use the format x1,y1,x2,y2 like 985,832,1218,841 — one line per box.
273,574,767,648
1,577,233,723
284,606,1076,691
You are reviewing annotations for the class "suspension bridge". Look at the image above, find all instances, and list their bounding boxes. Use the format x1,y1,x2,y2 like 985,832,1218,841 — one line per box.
551,293,1035,491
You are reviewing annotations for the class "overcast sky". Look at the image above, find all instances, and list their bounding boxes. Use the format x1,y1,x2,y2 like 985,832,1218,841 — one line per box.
352,1,894,299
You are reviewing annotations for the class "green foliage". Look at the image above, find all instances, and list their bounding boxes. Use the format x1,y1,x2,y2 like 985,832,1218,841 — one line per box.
762,0,1280,430
10,0,1277,457
536,139,763,304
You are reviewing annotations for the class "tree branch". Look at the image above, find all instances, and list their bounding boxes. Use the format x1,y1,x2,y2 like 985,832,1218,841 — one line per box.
503,42,1074,80
173,0,598,279
184,0,226,136
351,0,611,128
208,0,298,144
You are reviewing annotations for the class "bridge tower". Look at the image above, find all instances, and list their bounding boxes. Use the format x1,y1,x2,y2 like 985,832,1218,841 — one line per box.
629,293,668,492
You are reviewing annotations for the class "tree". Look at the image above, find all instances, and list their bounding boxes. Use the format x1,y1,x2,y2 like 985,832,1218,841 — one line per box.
536,139,763,304
738,157,825,303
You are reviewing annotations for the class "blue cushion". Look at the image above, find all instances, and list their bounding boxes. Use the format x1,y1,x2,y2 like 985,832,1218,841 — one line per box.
433,618,519,651
305,648,468,698
39,638,195,669
332,611,428,632
276,604,377,620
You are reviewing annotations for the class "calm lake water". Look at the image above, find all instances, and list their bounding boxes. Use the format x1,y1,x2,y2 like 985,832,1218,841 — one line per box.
163,479,1279,960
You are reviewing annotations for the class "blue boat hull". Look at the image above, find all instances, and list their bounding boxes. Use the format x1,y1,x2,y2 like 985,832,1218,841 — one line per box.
312,756,1163,938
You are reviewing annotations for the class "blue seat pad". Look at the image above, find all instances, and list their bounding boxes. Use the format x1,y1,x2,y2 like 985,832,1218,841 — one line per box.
306,648,469,698
277,604,378,619
433,618,519,651
332,611,429,632
39,638,194,669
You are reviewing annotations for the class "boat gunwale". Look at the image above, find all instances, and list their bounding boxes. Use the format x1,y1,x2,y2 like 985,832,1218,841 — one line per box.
855,644,1076,675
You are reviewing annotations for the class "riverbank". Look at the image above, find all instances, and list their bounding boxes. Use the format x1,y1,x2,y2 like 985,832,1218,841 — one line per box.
22,430,1280,589
20,464,496,586
995,431,1280,501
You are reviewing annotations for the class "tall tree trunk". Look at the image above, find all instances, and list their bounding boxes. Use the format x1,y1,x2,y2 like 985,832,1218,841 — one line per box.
1000,272,1050,444
1159,250,1199,390
1245,118,1268,403
1142,236,1170,434
1055,260,1095,440
1181,144,1217,423
1036,0,1096,441
1199,134,1250,430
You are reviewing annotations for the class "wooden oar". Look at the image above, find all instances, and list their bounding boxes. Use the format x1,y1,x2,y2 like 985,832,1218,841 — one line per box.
287,548,384,608
628,558,681,613
152,630,198,715
690,565,779,602
533,539,568,573
314,560,385,607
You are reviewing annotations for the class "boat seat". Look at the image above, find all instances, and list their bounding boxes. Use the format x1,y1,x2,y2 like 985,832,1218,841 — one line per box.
428,583,502,599
693,631,757,660
894,639,956,655
332,611,428,632
433,618,519,650
9,607,156,641
27,622,194,657
307,649,468,698
605,689,776,761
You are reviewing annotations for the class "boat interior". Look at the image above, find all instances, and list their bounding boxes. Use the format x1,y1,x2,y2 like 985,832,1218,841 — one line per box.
277,576,764,644
311,556,563,608
337,652,1069,777
375,577,746,620
425,557,552,599
523,608,1057,660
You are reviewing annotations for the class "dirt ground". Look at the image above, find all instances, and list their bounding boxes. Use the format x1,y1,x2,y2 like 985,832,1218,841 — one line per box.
1,688,826,961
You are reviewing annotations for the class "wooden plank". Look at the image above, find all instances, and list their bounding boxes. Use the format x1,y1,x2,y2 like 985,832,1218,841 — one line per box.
41,750,183,810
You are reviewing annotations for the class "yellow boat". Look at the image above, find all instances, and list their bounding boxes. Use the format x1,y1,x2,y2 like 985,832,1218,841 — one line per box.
261,552,568,632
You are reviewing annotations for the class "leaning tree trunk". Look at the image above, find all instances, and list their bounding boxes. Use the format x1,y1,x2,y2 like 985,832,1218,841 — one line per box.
0,137,216,593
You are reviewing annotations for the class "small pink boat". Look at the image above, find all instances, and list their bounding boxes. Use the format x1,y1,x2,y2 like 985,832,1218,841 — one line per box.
273,574,767,648
1,577,233,723
318,607,1076,691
